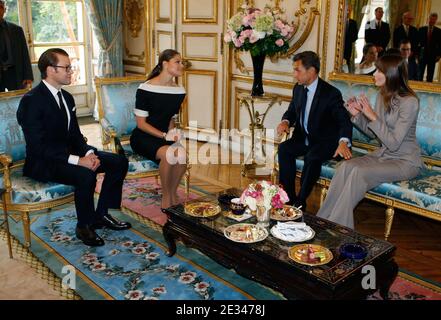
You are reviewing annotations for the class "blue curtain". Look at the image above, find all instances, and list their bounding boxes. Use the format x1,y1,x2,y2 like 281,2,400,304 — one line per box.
84,0,124,78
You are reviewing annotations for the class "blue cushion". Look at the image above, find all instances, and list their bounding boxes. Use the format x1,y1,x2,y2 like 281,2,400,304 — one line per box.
0,94,26,162
0,166,74,204
295,153,441,217
100,81,144,137
121,144,159,175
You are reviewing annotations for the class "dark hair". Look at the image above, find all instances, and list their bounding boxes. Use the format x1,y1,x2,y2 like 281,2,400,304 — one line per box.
375,54,417,111
384,48,401,57
147,49,180,81
400,39,411,46
38,48,69,79
292,51,320,73
362,43,376,56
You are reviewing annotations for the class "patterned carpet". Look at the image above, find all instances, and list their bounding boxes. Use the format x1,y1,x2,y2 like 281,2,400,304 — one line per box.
4,177,441,300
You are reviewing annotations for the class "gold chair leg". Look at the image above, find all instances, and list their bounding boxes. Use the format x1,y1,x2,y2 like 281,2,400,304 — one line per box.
320,187,328,207
22,211,31,248
385,207,395,241
184,169,190,197
2,198,13,259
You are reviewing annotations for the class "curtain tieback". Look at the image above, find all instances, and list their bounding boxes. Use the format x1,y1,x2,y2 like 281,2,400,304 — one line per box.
103,23,123,76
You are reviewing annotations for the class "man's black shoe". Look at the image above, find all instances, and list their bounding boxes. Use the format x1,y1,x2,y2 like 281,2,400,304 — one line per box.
75,226,105,247
92,214,132,231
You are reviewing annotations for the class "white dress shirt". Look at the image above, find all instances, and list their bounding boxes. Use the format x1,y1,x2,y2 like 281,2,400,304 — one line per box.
42,80,93,165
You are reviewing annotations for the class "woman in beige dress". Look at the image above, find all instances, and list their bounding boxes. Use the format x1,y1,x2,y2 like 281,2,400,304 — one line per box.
317,54,423,228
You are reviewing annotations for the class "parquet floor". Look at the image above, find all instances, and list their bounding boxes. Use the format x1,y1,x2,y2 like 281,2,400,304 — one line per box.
1,119,440,300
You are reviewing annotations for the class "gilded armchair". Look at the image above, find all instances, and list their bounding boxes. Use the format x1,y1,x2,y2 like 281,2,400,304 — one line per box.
0,90,74,247
94,76,190,194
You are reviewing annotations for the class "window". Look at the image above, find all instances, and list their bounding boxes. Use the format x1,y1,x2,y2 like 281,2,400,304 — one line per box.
4,0,19,24
29,0,87,85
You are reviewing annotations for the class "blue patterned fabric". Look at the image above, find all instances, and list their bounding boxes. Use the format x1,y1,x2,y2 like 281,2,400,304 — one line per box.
0,94,26,162
330,80,441,158
122,144,159,174
295,155,441,217
0,166,74,204
100,81,144,137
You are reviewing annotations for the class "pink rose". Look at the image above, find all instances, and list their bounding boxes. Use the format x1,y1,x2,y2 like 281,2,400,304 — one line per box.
276,39,284,47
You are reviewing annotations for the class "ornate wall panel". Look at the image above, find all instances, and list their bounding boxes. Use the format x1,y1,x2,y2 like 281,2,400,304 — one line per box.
156,31,174,57
182,0,218,23
156,0,173,23
183,70,218,131
182,33,218,62
123,0,148,74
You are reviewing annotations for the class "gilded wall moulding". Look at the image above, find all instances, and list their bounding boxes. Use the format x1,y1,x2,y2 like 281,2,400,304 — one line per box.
124,0,144,38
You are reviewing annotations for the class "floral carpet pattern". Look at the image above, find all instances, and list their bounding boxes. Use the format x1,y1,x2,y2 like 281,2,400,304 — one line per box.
22,208,280,300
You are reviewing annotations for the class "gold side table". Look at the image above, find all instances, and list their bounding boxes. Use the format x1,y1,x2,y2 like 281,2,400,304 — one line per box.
238,93,282,178
1,188,13,259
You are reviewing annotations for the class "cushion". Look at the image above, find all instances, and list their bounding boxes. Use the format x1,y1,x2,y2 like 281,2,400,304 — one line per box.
0,95,26,162
0,166,74,204
99,81,144,137
121,144,159,175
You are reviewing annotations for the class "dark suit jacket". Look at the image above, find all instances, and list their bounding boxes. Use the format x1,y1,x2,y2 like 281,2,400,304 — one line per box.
16,82,96,182
4,21,33,88
418,26,441,60
393,24,419,55
365,20,391,51
407,58,419,81
281,78,352,147
344,19,358,61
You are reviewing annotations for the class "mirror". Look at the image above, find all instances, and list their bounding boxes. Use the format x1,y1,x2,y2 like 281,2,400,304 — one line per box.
335,0,441,84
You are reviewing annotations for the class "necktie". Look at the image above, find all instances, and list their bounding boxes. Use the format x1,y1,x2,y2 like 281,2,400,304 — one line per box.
405,25,409,36
428,27,433,43
300,87,309,132
57,91,69,130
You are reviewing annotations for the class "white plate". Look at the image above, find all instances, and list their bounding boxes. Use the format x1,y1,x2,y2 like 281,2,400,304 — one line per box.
224,223,268,243
270,224,315,242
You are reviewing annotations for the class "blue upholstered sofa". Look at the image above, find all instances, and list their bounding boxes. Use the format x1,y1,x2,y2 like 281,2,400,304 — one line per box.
0,89,74,247
295,79,441,240
94,76,190,193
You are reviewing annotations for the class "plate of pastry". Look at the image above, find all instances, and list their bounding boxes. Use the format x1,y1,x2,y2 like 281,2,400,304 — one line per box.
288,244,333,266
224,223,268,243
270,205,302,221
184,201,222,218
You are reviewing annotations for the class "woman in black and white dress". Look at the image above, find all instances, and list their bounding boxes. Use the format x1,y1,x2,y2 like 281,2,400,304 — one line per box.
130,49,187,209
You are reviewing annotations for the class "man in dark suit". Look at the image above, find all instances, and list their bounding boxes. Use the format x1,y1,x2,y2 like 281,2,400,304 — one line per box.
344,19,358,73
0,0,33,91
418,13,441,82
365,7,391,56
277,51,353,211
17,48,130,247
400,39,419,81
393,11,419,56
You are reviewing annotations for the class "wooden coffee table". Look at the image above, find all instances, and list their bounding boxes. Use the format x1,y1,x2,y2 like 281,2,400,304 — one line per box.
163,188,398,300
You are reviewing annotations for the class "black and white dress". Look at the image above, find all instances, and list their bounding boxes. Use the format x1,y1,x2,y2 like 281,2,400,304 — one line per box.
130,82,186,163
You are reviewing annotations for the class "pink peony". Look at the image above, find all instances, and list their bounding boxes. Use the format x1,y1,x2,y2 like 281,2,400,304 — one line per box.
275,39,284,47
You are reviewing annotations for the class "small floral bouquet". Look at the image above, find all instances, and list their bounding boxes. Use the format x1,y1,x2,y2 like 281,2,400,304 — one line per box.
240,180,289,211
224,4,294,57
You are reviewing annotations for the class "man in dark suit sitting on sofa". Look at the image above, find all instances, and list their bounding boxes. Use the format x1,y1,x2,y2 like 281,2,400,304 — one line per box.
17,48,131,247
276,51,353,211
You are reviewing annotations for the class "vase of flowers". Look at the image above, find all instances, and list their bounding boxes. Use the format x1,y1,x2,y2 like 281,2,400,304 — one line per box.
240,180,289,227
224,4,294,96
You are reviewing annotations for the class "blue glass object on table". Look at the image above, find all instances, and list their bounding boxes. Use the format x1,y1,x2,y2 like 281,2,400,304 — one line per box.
339,243,368,260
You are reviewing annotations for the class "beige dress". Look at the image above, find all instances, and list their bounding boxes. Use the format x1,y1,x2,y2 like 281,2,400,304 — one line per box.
316,94,423,228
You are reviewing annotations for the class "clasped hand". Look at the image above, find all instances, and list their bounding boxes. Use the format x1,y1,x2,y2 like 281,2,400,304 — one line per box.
346,94,377,122
165,128,183,142
79,153,100,171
